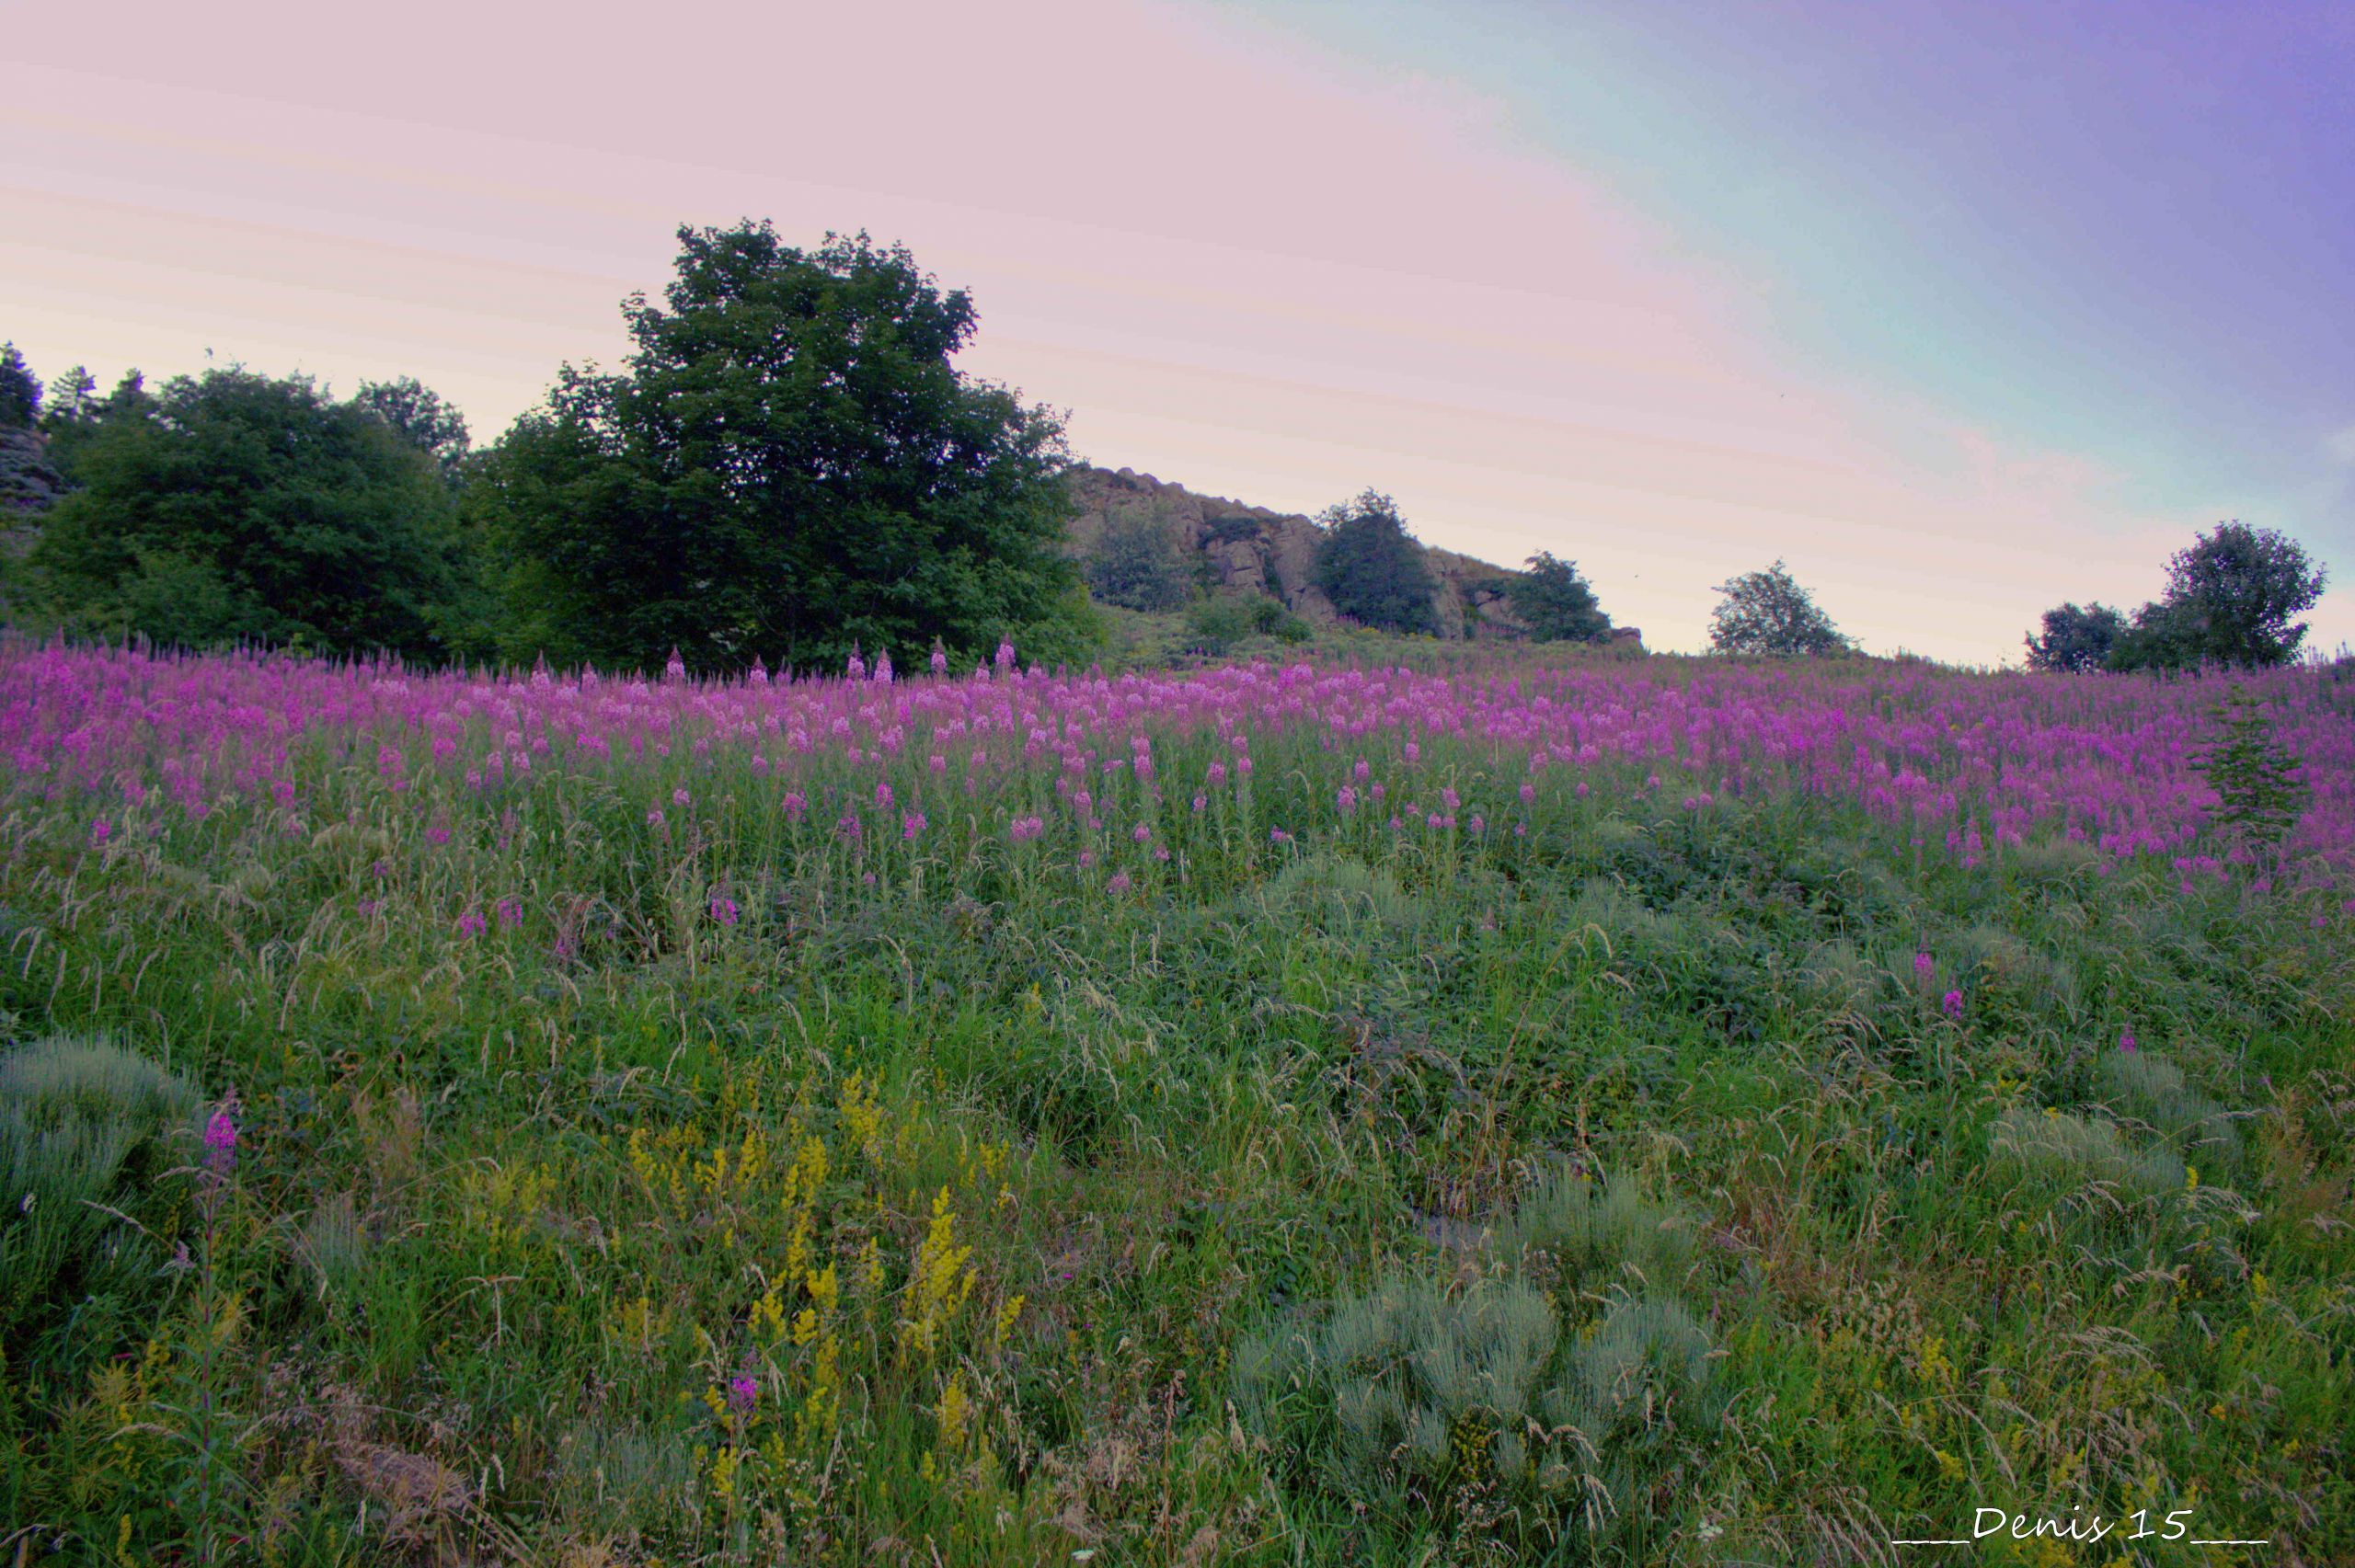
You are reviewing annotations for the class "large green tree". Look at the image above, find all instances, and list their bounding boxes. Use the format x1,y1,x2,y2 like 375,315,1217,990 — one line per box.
1708,560,1850,656
29,368,462,656
2108,521,2326,671
1509,552,1611,643
1314,489,1438,635
471,223,1082,675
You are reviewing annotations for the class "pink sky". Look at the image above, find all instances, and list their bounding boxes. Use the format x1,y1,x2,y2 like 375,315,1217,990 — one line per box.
6,0,2328,661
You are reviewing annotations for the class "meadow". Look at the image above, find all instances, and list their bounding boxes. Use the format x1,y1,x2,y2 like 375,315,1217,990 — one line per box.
2,640,2351,1567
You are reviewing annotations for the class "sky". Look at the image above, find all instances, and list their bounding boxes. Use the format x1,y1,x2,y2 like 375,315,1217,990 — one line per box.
4,0,2349,662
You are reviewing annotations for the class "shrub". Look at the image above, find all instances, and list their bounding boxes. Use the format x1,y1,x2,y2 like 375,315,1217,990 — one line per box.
2194,685,2311,868
1235,1171,1723,1552
1989,1106,2186,1196
1,1037,203,1347
1314,490,1439,635
1086,509,1190,612
1179,593,1307,657
1510,552,1613,643
2024,601,2125,672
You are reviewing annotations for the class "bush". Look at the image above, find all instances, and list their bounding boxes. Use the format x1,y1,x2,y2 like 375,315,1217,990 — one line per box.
1510,552,1612,643
1180,593,1308,657
1085,510,1190,612
1,1037,203,1350
1235,1171,1723,1552
2024,601,2125,672
1314,490,1438,635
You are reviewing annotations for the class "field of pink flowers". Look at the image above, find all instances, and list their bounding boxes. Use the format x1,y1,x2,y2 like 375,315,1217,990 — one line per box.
5,642,2350,902
5,639,2355,1565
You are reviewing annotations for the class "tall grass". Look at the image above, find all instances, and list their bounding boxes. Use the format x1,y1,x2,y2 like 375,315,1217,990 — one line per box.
1,643,2350,1563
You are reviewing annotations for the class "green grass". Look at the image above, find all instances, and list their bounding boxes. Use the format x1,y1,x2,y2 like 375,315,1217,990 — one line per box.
1,721,2350,1566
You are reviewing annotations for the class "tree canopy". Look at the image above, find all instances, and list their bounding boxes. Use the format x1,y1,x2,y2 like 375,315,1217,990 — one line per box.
2108,521,2326,671
1708,560,1850,656
1509,552,1611,643
28,368,462,656
1086,509,1191,612
353,375,472,486
1314,490,1438,635
2023,601,2125,672
468,223,1082,675
0,344,41,429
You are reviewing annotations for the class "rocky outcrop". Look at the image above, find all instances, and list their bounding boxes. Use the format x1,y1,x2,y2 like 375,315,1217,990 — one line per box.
1,427,66,518
1066,464,1546,642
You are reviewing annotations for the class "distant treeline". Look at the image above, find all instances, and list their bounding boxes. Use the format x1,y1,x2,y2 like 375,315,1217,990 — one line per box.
0,221,2328,675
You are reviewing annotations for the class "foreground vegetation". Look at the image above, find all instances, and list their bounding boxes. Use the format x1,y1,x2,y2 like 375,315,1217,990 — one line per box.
3,645,2352,1565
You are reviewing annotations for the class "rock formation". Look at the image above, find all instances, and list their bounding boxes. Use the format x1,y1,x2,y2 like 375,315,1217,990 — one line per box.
1065,464,1547,642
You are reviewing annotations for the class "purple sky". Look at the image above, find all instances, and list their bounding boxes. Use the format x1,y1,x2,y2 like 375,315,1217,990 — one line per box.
4,0,2348,661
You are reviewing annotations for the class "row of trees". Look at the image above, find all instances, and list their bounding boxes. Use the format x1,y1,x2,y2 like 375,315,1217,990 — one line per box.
3,224,1096,675
3,220,2330,675
2025,524,2328,672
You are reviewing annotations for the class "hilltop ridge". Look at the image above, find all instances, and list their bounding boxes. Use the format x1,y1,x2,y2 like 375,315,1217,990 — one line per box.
1066,464,1641,647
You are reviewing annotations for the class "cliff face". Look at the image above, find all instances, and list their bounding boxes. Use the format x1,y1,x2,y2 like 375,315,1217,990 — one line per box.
1064,464,1534,641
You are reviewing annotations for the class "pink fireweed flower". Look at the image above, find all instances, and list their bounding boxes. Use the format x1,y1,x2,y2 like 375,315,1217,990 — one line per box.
1941,990,1964,1021
203,1106,237,1173
1191,794,1207,814
728,1374,758,1414
995,638,1017,673
1132,821,1152,842
459,910,488,938
876,782,894,810
710,895,741,926
930,640,949,676
782,792,806,822
2119,1028,2138,1053
1913,952,1936,984
496,897,523,930
427,825,451,846
646,808,666,830
672,787,692,808
902,811,927,841
1107,871,1132,894
89,818,111,848
835,813,862,841
1519,783,1535,804
664,647,687,681
748,657,769,684
874,651,894,684
1337,785,1357,812
846,647,867,680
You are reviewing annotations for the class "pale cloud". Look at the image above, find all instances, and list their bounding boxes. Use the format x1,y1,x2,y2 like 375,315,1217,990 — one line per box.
2326,426,2355,464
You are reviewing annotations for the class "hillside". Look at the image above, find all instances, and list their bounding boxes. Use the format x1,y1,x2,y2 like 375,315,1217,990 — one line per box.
1066,464,1641,647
